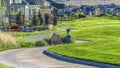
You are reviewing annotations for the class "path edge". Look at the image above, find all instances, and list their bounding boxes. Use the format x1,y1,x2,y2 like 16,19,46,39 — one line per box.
43,50,120,68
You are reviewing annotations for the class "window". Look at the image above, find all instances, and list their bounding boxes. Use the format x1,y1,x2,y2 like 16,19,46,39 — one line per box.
15,0,22,3
11,7,14,11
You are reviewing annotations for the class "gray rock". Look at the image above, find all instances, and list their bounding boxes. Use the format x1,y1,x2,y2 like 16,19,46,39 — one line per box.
51,33,63,44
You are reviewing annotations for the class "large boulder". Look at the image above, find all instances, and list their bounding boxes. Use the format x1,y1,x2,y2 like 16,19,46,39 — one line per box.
51,33,63,44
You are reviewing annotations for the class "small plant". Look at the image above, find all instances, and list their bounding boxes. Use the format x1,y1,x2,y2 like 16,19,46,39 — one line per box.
61,34,75,43
35,40,49,46
44,37,51,45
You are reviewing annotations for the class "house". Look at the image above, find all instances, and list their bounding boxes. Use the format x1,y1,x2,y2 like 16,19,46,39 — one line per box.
45,0,65,16
6,0,42,22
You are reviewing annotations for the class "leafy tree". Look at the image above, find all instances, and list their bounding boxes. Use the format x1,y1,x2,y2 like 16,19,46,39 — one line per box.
38,10,44,25
16,10,24,25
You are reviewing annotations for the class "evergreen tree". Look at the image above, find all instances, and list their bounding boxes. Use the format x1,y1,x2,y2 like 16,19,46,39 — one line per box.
32,9,39,25
38,10,44,25
16,11,24,25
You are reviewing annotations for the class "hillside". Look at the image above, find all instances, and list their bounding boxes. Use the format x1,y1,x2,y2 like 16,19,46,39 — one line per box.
49,15,120,65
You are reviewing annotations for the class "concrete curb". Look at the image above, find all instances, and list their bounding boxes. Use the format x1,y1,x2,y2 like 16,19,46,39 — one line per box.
43,50,120,68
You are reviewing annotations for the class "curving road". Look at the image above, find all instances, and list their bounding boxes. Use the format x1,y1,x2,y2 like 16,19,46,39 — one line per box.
0,47,95,68
0,33,95,68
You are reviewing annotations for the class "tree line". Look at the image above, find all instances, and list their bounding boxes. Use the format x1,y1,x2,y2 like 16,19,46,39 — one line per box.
16,10,44,26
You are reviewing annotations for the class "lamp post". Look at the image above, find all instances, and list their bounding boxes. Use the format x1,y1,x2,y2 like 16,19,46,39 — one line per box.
66,28,71,43
66,28,71,36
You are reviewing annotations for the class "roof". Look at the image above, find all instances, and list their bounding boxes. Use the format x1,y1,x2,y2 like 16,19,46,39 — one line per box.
46,0,65,9
11,0,38,5
11,1,27,5
46,0,56,4
26,0,36,5
51,3,65,9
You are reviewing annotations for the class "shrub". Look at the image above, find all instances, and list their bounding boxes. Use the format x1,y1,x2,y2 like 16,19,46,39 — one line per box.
44,37,51,45
78,14,86,18
0,31,19,48
35,40,49,46
61,35,75,43
20,40,35,47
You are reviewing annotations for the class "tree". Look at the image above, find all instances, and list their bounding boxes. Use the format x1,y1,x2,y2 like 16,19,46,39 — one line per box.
44,13,49,25
32,9,39,25
53,16,57,26
16,10,24,25
38,10,44,25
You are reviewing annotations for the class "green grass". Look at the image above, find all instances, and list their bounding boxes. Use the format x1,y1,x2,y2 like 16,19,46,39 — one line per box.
49,15,120,65
0,64,12,68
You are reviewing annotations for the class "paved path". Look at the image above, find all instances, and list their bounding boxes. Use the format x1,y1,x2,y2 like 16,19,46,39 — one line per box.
0,47,95,68
26,33,52,40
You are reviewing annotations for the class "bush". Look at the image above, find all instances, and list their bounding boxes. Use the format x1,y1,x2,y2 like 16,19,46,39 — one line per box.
61,35,75,43
35,40,49,46
0,31,19,48
78,14,86,18
20,40,35,47
44,37,51,45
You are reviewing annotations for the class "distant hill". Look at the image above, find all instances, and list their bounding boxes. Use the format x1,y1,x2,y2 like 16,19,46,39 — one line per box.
54,0,120,6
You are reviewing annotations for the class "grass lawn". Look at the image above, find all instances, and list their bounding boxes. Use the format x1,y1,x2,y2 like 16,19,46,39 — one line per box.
0,64,12,68
49,15,120,65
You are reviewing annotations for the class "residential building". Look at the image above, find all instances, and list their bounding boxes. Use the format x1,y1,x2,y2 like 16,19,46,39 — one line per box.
45,0,65,16
6,0,41,22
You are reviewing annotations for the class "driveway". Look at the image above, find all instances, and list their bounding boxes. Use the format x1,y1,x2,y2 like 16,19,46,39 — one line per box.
0,47,95,68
